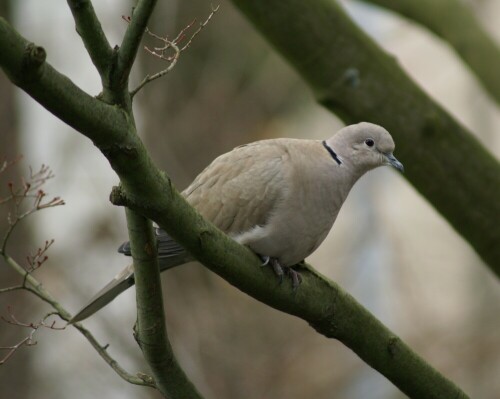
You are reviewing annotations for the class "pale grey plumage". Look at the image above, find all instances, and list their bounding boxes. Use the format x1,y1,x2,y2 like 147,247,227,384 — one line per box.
70,122,403,323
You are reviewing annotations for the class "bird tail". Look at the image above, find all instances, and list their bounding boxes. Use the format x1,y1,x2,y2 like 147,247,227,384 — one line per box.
69,230,191,324
68,265,136,324
69,255,191,325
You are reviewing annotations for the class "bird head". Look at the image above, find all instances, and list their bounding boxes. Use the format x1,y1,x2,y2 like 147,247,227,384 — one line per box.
325,122,404,173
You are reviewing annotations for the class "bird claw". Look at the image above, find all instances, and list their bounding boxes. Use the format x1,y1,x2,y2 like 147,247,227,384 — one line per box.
259,255,271,267
286,267,303,291
259,254,302,289
270,258,284,283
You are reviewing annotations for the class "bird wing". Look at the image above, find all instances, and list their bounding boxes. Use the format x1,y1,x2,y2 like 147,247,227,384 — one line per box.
182,140,291,236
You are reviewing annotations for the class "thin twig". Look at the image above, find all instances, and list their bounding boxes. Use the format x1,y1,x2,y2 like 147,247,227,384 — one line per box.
1,164,64,253
0,253,156,386
0,335,33,365
26,239,54,272
0,155,23,175
178,4,219,52
0,162,155,386
0,310,64,365
130,4,220,97
0,285,24,294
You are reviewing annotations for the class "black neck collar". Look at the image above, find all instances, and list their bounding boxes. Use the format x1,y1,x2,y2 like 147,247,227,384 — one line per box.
322,141,342,166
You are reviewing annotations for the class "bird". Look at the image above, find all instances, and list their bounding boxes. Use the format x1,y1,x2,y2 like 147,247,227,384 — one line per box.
69,122,403,323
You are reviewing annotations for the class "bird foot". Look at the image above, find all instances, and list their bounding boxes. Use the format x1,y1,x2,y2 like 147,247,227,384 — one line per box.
259,255,271,267
259,255,302,290
286,267,303,290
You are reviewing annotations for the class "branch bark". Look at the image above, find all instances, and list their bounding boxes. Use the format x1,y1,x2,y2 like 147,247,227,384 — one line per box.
114,0,157,96
356,0,500,106
111,185,468,399
0,17,128,148
66,0,113,82
0,13,195,397
124,209,203,399
230,0,500,275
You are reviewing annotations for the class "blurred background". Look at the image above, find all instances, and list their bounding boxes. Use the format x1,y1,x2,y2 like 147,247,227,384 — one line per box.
1,0,499,398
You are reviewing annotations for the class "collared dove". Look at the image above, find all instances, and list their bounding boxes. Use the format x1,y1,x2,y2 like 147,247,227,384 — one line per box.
70,122,403,323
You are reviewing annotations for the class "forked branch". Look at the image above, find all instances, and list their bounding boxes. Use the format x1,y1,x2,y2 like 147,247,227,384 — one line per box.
0,162,64,254
0,310,64,365
130,5,220,97
0,162,156,388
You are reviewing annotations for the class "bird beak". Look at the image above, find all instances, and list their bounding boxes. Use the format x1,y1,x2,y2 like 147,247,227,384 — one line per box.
384,153,404,172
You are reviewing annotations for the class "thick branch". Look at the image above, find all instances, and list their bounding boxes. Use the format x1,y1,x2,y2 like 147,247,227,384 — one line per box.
124,210,203,399
357,0,500,106
111,182,468,399
66,0,113,81
230,0,500,275
0,18,129,149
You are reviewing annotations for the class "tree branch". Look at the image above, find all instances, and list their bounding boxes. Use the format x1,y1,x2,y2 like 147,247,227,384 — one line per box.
355,0,500,106
0,18,129,149
61,3,200,395
113,0,157,94
66,0,113,81
0,285,23,293
0,10,199,397
0,4,476,397
75,322,156,388
230,0,500,275
125,209,204,399
0,252,155,388
130,5,220,97
110,181,468,399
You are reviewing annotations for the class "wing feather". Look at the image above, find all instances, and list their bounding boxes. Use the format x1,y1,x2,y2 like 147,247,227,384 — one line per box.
182,140,290,235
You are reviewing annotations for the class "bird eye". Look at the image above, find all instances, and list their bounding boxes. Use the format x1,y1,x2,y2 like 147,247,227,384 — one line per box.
365,138,375,147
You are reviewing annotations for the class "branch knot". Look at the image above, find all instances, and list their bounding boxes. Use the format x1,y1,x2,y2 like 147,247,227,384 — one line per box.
109,185,127,206
23,43,46,77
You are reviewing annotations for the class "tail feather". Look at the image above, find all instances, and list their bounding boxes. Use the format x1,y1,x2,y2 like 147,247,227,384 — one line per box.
69,265,135,324
69,230,192,324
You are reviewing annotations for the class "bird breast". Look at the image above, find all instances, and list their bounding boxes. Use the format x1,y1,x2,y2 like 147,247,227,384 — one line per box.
231,141,351,265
